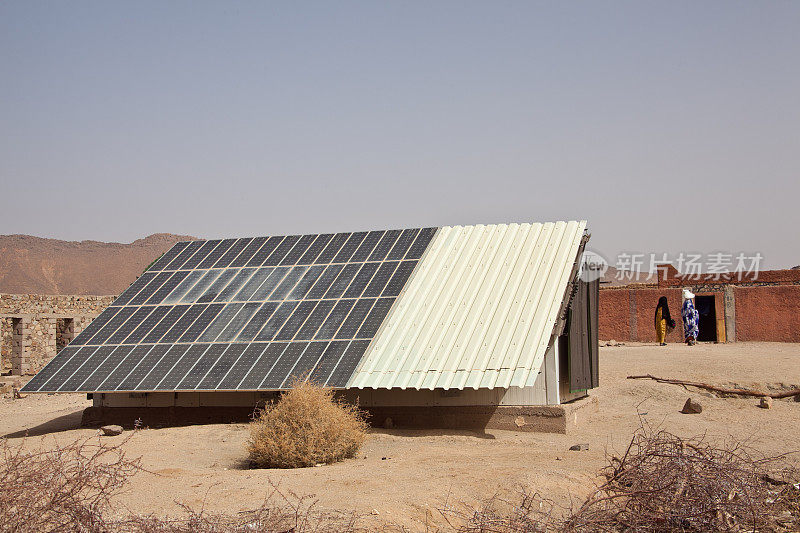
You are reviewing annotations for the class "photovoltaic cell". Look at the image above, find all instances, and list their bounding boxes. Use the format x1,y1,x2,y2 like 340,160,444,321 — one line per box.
70,307,121,345
197,239,235,269
22,346,80,391
263,236,299,266
279,234,316,265
199,303,243,342
323,263,361,299
332,232,367,263
163,270,205,304
255,301,299,341
41,346,98,391
363,261,399,297
23,227,436,393
196,269,239,303
178,303,224,342
177,343,227,389
335,299,375,339
237,302,279,341
368,230,400,262
60,346,116,391
260,342,308,389
233,267,273,301
350,231,384,262
154,344,205,390
107,306,154,344
216,302,261,341
342,262,379,298
315,233,349,263
238,343,287,389
114,273,156,306
406,227,437,259
230,237,268,268
214,237,252,268
118,344,170,391
160,304,206,343
181,240,221,270
327,340,370,387
274,300,317,340
269,266,308,300
182,270,222,303
288,265,326,299
143,305,190,343
145,271,190,305
148,242,190,271
315,300,355,339
382,261,417,297
296,234,333,264
215,268,256,302
98,345,154,391
217,343,267,389
295,300,335,340
165,240,204,271
80,345,134,391
128,271,173,306
87,307,137,345
387,228,419,260
308,341,348,385
280,341,327,388
198,343,247,389
357,298,395,338
249,267,289,300
246,236,282,267
306,264,344,299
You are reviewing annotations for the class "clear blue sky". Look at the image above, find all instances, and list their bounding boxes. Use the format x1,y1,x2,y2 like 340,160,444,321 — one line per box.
1,2,798,269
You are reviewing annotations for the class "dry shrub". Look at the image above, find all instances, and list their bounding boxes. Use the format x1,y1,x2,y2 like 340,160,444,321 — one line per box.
0,435,142,533
0,435,364,532
562,427,797,532
247,380,368,468
445,426,799,532
119,481,363,532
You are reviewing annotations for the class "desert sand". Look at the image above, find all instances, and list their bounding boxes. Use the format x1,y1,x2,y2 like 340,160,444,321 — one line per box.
2,341,799,529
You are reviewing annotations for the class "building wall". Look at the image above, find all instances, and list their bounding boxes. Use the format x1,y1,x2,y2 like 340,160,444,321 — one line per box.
599,284,800,343
734,285,800,342
597,289,632,343
0,294,115,374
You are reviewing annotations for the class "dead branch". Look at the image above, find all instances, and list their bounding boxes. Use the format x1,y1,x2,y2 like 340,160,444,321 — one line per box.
627,374,800,399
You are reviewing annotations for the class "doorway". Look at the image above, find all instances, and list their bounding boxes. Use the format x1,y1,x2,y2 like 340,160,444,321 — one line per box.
695,295,717,342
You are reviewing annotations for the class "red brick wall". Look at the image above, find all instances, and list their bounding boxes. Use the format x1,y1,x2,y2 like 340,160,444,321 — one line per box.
734,285,800,342
634,288,684,342
600,284,800,343
597,289,631,341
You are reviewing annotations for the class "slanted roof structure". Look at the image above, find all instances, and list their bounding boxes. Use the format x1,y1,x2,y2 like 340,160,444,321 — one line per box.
22,221,587,395
350,221,587,390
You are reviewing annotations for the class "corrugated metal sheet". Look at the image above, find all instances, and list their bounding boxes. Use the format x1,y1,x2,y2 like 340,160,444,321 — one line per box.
348,221,587,390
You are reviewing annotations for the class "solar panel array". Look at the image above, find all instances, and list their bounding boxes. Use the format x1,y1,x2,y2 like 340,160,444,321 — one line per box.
22,228,437,393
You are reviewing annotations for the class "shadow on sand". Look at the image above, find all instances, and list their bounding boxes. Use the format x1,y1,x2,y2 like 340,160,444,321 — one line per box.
2,409,85,439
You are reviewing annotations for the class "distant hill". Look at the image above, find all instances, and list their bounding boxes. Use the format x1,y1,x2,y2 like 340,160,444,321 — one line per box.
0,233,198,295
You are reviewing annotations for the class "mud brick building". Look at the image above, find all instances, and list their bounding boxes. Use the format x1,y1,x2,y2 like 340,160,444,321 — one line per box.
599,266,800,343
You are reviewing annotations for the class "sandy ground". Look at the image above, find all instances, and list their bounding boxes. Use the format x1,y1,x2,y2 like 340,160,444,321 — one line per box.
2,341,799,529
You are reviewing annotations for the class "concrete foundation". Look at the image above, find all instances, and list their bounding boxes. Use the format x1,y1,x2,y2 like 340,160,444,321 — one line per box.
81,394,598,433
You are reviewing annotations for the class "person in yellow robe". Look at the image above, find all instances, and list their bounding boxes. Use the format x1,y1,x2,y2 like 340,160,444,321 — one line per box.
654,296,675,346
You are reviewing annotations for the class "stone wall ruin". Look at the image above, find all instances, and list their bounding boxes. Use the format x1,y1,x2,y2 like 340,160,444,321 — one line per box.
0,294,116,375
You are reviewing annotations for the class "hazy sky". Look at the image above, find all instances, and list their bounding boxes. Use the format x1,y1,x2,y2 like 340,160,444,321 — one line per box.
1,2,798,269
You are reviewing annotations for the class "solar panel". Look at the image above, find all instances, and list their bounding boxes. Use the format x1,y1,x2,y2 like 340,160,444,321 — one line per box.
21,227,438,393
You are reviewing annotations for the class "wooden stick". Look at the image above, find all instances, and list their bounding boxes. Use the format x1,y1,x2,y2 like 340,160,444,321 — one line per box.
626,374,800,399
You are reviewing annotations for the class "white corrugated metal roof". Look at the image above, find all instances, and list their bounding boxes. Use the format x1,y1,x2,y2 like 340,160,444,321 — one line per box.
348,221,587,390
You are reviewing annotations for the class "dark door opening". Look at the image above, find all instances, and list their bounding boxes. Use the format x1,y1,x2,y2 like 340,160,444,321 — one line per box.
695,295,717,342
